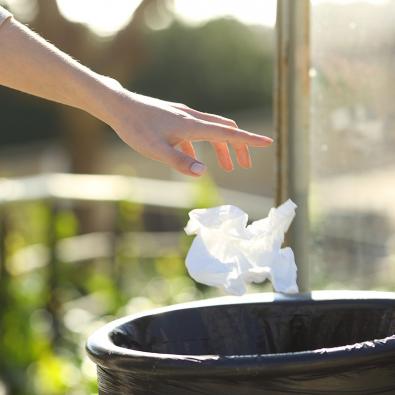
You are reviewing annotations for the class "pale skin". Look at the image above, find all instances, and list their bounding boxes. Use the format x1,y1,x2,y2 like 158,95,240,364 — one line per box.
0,15,273,177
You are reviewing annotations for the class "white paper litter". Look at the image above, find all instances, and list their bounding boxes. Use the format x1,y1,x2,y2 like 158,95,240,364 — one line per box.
184,199,298,296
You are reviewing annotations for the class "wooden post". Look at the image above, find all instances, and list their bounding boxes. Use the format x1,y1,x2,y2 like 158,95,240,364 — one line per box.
275,0,311,292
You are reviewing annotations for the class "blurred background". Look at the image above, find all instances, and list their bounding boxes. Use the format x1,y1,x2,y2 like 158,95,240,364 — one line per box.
0,0,395,394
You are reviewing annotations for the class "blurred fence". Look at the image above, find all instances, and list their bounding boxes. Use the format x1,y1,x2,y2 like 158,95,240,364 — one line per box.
0,174,271,291
0,173,271,213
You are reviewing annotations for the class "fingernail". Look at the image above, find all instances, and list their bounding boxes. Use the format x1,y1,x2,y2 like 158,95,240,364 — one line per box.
190,162,207,175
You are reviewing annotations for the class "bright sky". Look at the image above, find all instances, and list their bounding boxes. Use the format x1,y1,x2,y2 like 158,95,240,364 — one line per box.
55,0,389,37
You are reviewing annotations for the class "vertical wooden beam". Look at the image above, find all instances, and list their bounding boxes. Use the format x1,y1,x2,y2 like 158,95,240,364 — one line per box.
275,0,311,292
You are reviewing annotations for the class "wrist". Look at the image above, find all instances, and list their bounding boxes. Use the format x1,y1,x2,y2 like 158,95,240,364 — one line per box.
80,73,128,127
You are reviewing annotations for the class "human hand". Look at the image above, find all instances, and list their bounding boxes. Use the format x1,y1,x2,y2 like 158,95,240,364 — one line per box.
106,90,273,177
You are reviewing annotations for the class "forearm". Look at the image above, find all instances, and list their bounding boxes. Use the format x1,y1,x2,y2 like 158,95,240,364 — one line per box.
0,14,118,124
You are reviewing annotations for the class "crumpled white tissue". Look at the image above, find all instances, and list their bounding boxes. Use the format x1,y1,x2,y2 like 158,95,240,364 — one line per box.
184,199,298,296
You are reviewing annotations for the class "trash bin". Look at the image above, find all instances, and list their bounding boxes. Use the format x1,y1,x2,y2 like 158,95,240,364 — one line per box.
86,291,395,395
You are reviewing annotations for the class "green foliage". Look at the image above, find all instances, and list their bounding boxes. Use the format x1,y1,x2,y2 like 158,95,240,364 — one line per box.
0,196,218,395
193,175,222,208
132,18,273,114
55,210,79,240
0,87,59,146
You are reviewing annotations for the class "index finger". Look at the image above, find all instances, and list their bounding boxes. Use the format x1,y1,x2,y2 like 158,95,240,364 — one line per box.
188,120,273,147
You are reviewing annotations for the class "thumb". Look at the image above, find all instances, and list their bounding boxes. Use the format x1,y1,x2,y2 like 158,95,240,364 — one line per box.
163,146,207,177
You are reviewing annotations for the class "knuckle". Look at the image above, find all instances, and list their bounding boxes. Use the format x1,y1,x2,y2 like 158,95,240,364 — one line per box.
189,118,204,131
187,117,199,126
225,119,238,128
212,115,237,128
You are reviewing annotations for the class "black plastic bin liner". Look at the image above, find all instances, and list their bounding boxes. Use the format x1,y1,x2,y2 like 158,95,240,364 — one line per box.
86,291,395,395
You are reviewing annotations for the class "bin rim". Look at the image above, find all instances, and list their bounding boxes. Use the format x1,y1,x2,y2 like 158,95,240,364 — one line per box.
86,290,395,378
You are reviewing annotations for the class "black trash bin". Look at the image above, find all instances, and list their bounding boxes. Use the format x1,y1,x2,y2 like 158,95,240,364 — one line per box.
86,291,395,395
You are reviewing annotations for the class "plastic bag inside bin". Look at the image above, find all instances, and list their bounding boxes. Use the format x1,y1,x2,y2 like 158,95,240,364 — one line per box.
87,291,395,395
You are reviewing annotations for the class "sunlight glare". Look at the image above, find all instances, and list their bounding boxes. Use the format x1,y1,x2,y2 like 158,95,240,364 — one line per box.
173,0,277,27
56,0,142,37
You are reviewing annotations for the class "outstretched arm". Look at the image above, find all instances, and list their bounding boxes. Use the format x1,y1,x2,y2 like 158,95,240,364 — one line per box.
0,8,272,176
